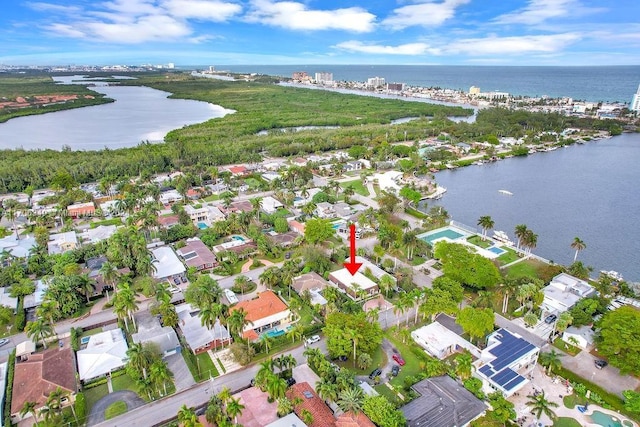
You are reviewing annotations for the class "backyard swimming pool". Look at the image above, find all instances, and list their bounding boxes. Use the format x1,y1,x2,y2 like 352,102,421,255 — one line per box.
232,235,246,241
488,246,506,255
418,226,466,246
197,222,208,229
590,410,627,427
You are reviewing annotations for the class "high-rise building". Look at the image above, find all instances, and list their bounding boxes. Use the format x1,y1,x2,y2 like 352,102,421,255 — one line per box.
314,72,333,84
292,71,308,80
387,82,405,91
367,76,385,88
167,63,175,69
631,84,640,112
469,86,481,95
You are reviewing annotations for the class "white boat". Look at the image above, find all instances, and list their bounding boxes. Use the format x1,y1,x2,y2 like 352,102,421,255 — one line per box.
493,230,514,245
498,190,513,196
600,270,624,281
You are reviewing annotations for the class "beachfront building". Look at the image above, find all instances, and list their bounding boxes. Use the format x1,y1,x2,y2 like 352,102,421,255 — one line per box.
328,268,379,300
474,329,539,397
229,290,291,341
541,273,596,316
314,72,333,85
367,76,385,88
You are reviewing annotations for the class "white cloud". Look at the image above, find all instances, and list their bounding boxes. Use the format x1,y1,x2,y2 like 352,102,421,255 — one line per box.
446,33,581,55
493,0,605,25
335,40,437,55
382,0,469,30
246,0,375,32
163,0,242,21
82,15,192,44
25,2,81,13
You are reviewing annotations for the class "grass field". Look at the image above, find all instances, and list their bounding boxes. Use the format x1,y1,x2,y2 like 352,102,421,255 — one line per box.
553,417,582,427
203,194,220,202
105,401,128,420
182,348,219,382
467,235,492,248
84,384,109,414
496,247,520,265
385,332,424,388
340,179,369,196
505,258,549,279
90,218,122,228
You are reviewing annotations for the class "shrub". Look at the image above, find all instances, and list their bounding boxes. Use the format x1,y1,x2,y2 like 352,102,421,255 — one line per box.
70,327,80,351
15,298,25,331
4,350,15,427
464,377,485,399
75,392,87,424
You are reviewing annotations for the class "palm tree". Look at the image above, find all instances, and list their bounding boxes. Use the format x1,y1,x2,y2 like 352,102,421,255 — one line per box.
150,359,173,396
126,342,156,380
345,328,362,368
177,405,201,427
44,387,67,420
115,282,139,331
455,352,473,380
337,387,364,414
286,324,304,343
514,224,528,251
524,229,538,254
99,260,119,301
477,215,495,240
261,334,274,354
20,401,38,424
539,350,563,375
526,391,558,421
228,308,252,337
277,397,293,417
4,199,25,240
25,319,54,348
571,237,586,262
255,359,274,390
301,409,314,425
226,396,245,424
259,266,280,290
379,274,395,297
317,377,339,402
265,373,288,401
402,230,418,260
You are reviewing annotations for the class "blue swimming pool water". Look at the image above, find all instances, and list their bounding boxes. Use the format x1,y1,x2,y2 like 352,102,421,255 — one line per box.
331,222,344,230
419,227,465,245
590,410,624,427
232,235,245,241
488,246,506,255
80,336,91,345
197,222,208,229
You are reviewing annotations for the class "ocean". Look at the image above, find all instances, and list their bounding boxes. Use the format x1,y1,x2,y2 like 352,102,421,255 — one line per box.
200,65,640,104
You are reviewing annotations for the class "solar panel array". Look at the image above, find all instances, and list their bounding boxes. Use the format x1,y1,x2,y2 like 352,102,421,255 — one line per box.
478,329,536,392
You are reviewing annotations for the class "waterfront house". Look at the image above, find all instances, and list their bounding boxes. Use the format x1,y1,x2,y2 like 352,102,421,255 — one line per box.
229,291,291,341
541,273,595,316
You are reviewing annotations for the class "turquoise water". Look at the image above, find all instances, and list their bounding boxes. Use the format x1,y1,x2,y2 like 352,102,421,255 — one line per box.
419,227,464,245
80,336,90,345
331,222,345,230
232,235,245,241
262,325,293,339
590,410,623,427
488,246,506,255
197,222,208,229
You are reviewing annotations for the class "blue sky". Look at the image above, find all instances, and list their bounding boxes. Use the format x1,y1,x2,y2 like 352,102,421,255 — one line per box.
1,0,639,66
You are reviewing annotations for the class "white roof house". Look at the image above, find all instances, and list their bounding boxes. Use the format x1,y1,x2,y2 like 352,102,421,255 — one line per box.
151,246,186,280
77,329,129,381
541,273,596,315
346,256,397,284
23,279,49,309
47,231,78,255
0,287,18,311
328,268,379,300
176,303,231,354
260,196,284,214
159,189,182,205
411,322,480,360
562,326,595,350
132,319,181,358
80,225,118,244
0,235,36,259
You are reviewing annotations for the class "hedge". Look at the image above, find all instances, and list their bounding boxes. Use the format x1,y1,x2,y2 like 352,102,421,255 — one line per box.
4,350,16,427
75,392,86,425
15,298,25,331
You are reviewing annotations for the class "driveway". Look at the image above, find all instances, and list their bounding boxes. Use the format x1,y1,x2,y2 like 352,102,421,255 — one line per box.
560,349,640,397
165,352,196,392
87,390,145,426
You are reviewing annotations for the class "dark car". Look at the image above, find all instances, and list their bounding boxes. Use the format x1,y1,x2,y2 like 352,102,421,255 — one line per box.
391,365,400,377
286,377,296,387
338,355,348,362
250,378,256,387
369,368,382,379
392,354,406,366
595,359,608,369
544,314,557,324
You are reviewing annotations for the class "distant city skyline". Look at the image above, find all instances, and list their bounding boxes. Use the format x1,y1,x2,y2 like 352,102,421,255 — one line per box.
1,0,639,66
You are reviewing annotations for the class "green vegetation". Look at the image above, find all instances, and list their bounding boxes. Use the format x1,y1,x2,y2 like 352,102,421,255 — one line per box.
552,338,582,356
105,400,128,420
553,418,583,427
434,242,501,290
3,350,15,427
505,258,549,279
84,383,109,414
385,331,424,387
597,306,640,375
467,235,491,248
340,179,369,196
90,218,122,228
496,247,520,265
563,393,587,409
182,347,219,381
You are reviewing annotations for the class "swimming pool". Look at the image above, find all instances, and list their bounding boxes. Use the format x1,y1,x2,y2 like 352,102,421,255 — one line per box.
418,227,466,246
80,336,91,345
197,222,208,229
590,410,625,427
263,325,293,338
331,222,345,230
488,246,506,255
232,235,246,241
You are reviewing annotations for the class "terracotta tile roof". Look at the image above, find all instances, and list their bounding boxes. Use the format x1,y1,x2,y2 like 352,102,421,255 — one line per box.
158,214,180,227
286,382,336,427
230,290,288,322
292,272,329,295
242,329,259,341
11,347,76,415
228,165,248,175
336,411,376,427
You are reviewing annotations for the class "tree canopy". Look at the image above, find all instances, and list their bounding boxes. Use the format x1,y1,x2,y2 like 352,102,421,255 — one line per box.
434,242,501,290
597,306,640,375
324,312,383,359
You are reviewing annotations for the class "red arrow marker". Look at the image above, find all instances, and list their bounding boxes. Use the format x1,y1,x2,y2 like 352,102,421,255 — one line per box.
343,224,362,275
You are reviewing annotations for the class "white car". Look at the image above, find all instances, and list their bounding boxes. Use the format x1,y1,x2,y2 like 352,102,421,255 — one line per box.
0,339,9,347
306,335,321,345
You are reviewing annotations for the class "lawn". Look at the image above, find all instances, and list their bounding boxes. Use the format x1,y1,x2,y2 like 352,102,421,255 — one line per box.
340,179,369,196
182,348,219,382
467,235,492,248
244,177,263,189
84,384,109,414
90,218,122,228
496,247,520,265
385,331,424,388
81,327,104,338
553,417,582,427
563,393,587,409
111,373,138,393
203,194,220,202
334,346,387,376
374,383,405,406
404,206,427,219
553,338,582,356
505,258,548,279
105,401,128,420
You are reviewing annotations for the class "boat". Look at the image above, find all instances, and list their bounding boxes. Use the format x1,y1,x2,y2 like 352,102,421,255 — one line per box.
600,270,624,281
493,230,514,245
498,190,513,196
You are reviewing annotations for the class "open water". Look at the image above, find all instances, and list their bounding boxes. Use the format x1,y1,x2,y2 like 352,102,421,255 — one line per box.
422,133,640,282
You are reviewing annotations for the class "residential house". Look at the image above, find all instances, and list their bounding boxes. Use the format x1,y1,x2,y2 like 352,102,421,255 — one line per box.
293,188,321,207
292,272,329,307
158,214,180,229
328,268,379,300
221,200,253,215
261,172,281,183
333,202,353,219
184,204,209,223
176,303,232,354
344,161,363,172
266,231,299,247
260,196,284,214
286,382,336,427
15,341,36,361
176,237,217,270
541,273,596,316
151,246,186,284
77,329,129,381
288,220,306,235
84,256,130,297
315,202,335,219
0,287,18,311
23,279,49,310
99,200,120,216
345,257,397,285
400,376,486,427
266,413,308,427
411,322,481,360
79,224,117,244
229,291,291,341
66,201,96,218
335,412,376,427
227,165,248,177
562,326,595,350
0,234,36,260
47,231,78,255
132,316,181,358
474,329,539,397
11,346,77,423
159,189,183,205
211,236,257,259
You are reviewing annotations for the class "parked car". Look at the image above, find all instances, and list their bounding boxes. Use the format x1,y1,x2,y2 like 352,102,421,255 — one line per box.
392,354,406,366
286,377,296,387
544,314,557,324
0,339,9,347
595,359,608,369
338,355,348,362
306,335,321,345
391,365,400,377
368,368,382,380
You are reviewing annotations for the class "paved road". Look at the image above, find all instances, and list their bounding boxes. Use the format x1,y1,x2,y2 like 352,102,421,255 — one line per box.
87,390,145,426
95,340,327,427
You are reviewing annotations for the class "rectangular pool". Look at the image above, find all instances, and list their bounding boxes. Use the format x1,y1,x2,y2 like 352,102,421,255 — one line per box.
488,246,506,255
419,227,465,246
